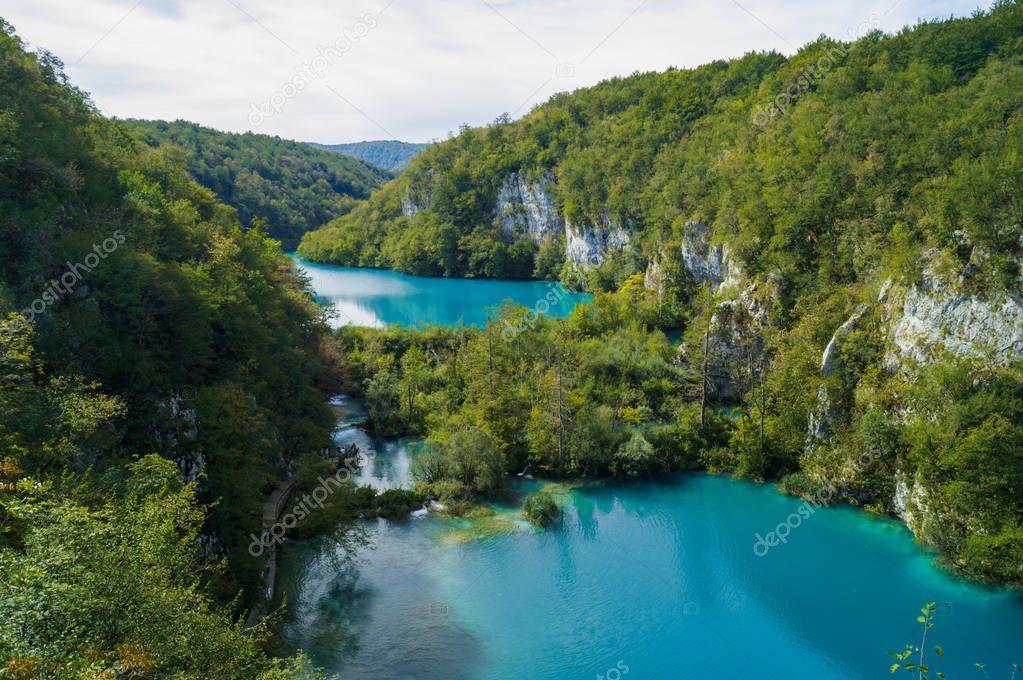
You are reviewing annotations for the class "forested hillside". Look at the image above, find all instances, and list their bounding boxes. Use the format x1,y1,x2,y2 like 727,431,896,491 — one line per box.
311,139,427,172
305,2,1023,588
0,20,349,678
299,2,1023,292
126,119,389,248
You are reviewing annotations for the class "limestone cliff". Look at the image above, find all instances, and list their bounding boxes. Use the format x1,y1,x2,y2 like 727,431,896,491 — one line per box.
678,222,741,292
883,267,1023,368
564,215,630,267
493,172,563,244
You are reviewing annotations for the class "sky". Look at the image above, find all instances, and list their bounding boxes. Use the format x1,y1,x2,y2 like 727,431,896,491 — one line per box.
4,0,988,144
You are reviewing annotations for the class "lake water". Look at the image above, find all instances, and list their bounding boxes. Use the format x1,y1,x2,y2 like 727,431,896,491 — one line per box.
275,415,1023,680
283,264,1023,679
291,256,591,328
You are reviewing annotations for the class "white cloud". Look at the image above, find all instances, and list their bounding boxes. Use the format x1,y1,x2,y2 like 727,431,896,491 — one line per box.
3,0,987,142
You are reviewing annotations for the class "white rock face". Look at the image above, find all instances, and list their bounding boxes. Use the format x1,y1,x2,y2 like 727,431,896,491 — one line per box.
887,269,1023,367
706,296,763,401
806,385,832,443
893,469,928,530
644,258,663,293
401,184,429,218
564,215,630,267
679,222,740,292
820,304,869,377
493,172,563,244
807,304,869,445
178,450,206,485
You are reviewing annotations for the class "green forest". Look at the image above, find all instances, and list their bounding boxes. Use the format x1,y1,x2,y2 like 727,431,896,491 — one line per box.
2,1,1023,678
0,19,372,678
299,1,1023,294
125,119,389,248
310,140,427,172
299,1,1023,588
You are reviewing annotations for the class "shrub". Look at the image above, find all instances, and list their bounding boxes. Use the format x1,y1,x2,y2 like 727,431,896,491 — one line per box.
613,431,656,477
522,491,560,527
778,472,818,499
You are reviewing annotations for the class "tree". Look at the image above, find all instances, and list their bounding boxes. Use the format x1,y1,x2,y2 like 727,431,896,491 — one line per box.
365,369,401,434
681,284,719,432
613,431,656,477
438,427,506,498
0,456,332,680
399,345,431,420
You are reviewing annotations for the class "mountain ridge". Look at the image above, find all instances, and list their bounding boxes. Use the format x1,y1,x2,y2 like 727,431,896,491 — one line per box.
310,139,427,172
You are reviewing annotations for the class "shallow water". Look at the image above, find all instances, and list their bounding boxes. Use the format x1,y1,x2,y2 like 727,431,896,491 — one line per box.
329,395,417,491
291,255,590,329
286,270,1022,679
277,467,1023,679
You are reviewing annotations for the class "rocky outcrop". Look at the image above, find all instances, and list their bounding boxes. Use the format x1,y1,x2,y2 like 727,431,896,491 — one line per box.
706,296,763,401
885,268,1023,368
680,222,740,292
564,215,630,267
648,221,741,297
164,393,204,483
489,171,628,267
644,258,664,294
893,469,928,530
807,304,868,444
821,305,869,377
177,450,206,485
493,172,563,244
401,184,430,218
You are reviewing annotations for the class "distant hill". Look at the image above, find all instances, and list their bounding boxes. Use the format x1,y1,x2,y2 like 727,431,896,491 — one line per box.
124,119,390,248
311,139,427,172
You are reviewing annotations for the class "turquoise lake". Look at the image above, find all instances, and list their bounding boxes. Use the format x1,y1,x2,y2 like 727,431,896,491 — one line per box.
291,255,591,328
279,266,1023,679
275,410,1023,680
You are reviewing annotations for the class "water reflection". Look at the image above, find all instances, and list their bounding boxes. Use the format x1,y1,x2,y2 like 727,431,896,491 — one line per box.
292,255,590,329
276,521,486,680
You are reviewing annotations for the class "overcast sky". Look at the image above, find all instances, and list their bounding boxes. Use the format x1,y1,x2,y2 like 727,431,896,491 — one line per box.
4,0,986,143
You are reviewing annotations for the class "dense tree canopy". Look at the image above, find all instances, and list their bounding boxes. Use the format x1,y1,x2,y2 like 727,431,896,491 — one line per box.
300,1,1023,299
126,119,390,248
0,18,346,676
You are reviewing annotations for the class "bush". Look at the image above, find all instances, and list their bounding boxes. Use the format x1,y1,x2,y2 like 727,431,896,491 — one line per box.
522,491,560,527
370,488,426,519
778,472,818,499
413,428,506,501
958,525,1023,587
612,432,656,477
